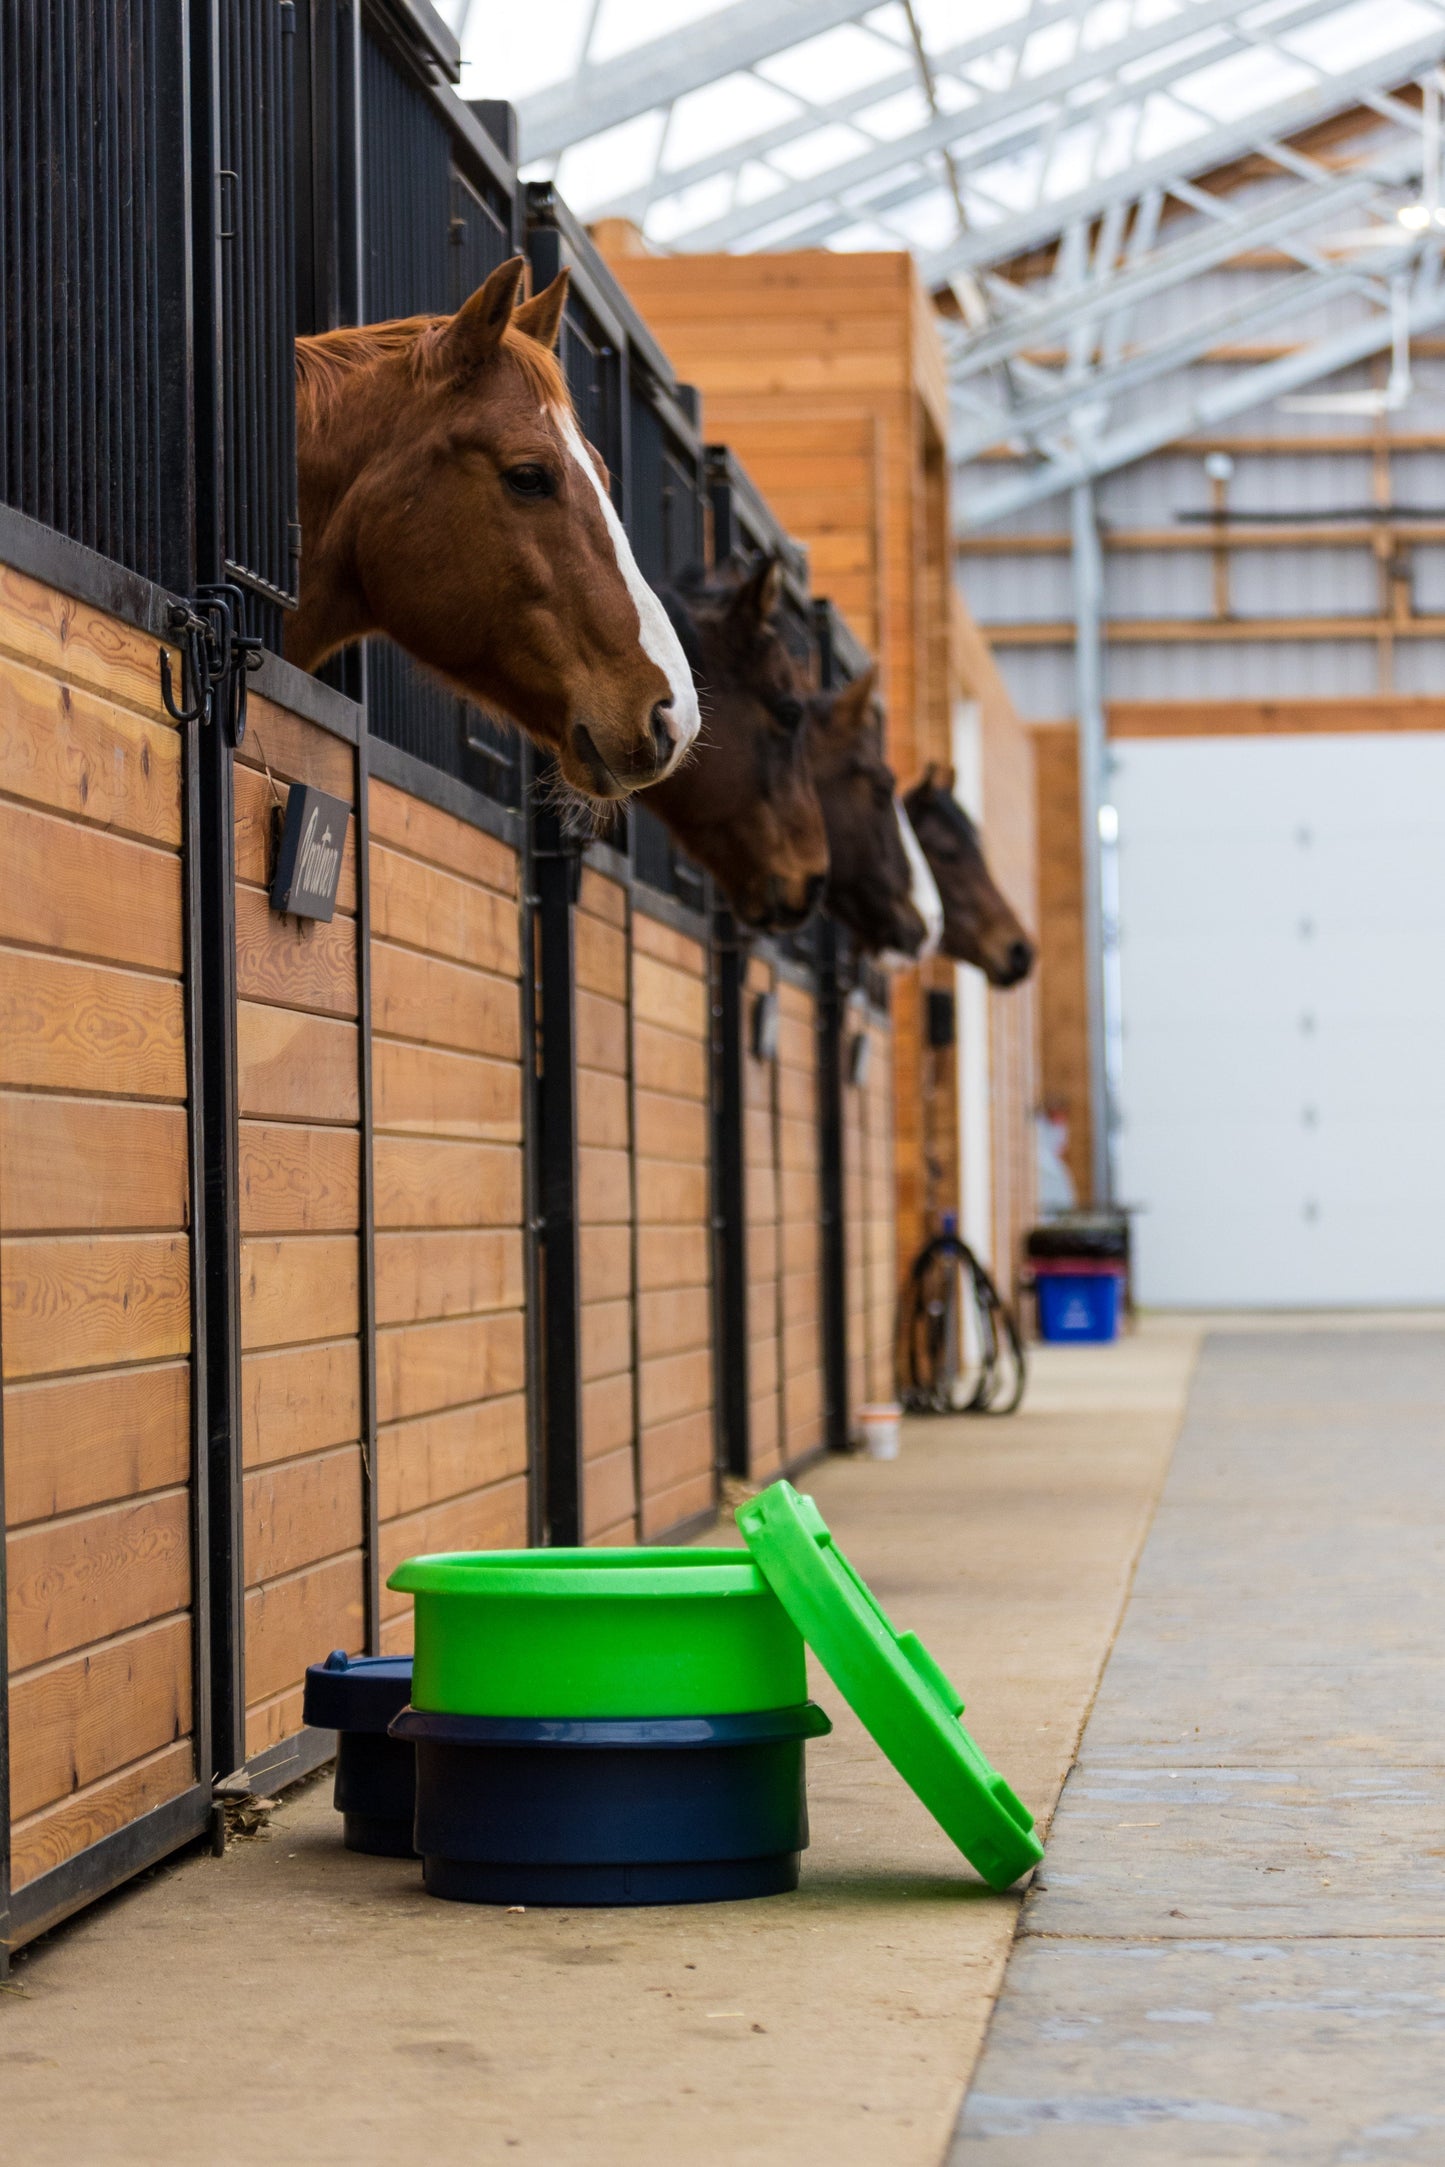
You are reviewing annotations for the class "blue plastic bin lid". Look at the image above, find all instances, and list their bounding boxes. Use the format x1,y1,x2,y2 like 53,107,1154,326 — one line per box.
303,1650,414,1733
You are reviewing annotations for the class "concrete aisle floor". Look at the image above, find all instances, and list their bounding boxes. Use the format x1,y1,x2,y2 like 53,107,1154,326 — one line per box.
951,1324,1445,2167
0,1321,1199,2167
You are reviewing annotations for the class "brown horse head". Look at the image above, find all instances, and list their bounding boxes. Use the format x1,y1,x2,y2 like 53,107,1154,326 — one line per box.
904,767,1035,986
806,668,940,958
641,557,828,930
290,255,699,801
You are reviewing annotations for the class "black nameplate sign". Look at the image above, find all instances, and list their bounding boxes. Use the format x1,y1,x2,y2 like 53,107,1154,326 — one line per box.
270,785,350,922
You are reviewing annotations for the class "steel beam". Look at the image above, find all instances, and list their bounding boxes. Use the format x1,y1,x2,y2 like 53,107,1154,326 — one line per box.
1070,481,1113,1210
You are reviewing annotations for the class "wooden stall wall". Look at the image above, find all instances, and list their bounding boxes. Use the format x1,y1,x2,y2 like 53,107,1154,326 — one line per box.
1,566,199,1891
743,953,783,1483
776,974,826,1470
1029,723,1092,1208
575,866,637,1547
632,909,716,1539
843,1001,897,1419
368,775,528,1650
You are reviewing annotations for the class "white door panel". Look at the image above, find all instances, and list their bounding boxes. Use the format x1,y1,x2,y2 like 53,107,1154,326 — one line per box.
1112,732,1445,1307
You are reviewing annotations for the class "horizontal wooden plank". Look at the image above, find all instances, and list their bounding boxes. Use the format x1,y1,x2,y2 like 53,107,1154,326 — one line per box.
8,1614,191,1823
377,1392,528,1522
0,649,181,844
583,1447,636,1544
370,842,520,977
239,1235,360,1352
1,1232,189,1379
10,1739,195,1893
243,1551,364,1709
233,884,357,1020
575,913,627,1001
635,1158,709,1228
244,1445,363,1588
371,940,519,1060
633,1018,706,1100
578,1144,631,1227
637,1284,711,1362
7,1489,191,1670
635,1223,709,1292
0,796,181,974
373,1038,521,1142
0,1093,187,1232
375,1227,524,1326
375,1309,526,1425
0,945,185,1099
4,1360,190,1527
234,763,357,913
241,1339,362,1471
575,987,627,1075
581,1297,632,1384
244,1681,310,1764
238,1120,360,1235
639,1470,716,1544
369,777,516,893
378,1478,528,1620
372,1134,523,1229
631,914,705,975
632,951,707,1038
239,695,353,799
579,1223,631,1303
577,867,626,927
236,1001,359,1124
631,1089,706,1162
0,561,177,715
576,1067,630,1150
638,1346,712,1431
639,1406,715,1500
582,1371,633,1460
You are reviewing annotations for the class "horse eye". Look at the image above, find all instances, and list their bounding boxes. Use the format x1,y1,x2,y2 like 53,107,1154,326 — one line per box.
774,698,805,731
503,464,556,500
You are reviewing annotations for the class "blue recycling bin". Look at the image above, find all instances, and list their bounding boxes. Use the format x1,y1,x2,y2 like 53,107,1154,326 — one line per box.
1034,1265,1124,1344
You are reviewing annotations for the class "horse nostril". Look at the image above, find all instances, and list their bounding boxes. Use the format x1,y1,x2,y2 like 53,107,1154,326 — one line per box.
649,700,676,770
1007,938,1034,980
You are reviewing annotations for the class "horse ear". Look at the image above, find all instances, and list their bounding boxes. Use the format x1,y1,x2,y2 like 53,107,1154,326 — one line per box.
729,552,782,627
439,255,528,377
513,269,569,352
835,664,878,731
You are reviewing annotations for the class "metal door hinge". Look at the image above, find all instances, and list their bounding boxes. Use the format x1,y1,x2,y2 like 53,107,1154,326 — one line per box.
159,582,264,746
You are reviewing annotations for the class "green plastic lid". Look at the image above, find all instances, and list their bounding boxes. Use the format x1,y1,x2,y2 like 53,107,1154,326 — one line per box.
735,1482,1043,1890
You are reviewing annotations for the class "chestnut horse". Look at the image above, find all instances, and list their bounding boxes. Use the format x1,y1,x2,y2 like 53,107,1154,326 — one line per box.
805,668,942,959
904,768,1035,987
290,255,699,801
641,557,828,931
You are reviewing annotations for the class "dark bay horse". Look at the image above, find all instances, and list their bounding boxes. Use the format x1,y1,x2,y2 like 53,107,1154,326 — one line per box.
641,557,828,931
904,768,1035,986
290,255,699,802
805,667,942,959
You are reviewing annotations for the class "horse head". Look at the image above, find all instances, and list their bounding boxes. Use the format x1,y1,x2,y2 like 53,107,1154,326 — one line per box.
290,255,699,801
641,556,828,930
806,668,941,960
903,767,1035,986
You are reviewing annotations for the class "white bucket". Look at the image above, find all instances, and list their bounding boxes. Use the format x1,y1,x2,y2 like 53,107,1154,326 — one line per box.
855,1403,902,1461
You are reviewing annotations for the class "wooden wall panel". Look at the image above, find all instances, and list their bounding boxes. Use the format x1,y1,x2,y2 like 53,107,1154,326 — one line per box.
632,910,715,1538
370,778,528,1651
842,1004,898,1421
0,567,197,1889
575,870,637,1544
1029,724,1092,1206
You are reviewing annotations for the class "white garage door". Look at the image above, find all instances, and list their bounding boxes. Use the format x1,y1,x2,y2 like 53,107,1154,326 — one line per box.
1112,732,1445,1308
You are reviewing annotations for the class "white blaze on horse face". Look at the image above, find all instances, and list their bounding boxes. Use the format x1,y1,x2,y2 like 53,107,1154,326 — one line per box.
554,408,700,769
897,797,944,959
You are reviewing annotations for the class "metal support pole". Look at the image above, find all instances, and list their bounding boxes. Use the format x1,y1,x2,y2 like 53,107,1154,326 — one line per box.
1071,479,1113,1208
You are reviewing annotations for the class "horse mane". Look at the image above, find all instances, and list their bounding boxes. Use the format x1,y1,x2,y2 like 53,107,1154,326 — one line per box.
295,313,569,425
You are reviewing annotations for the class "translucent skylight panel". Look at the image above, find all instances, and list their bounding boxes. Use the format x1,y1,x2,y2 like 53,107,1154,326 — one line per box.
1133,89,1212,157
757,22,898,101
645,174,736,241
911,0,1033,45
1041,122,1106,199
852,86,934,141
828,216,921,250
446,0,592,102
589,0,729,67
767,122,877,180
553,111,667,213
1021,19,1082,76
1285,0,1444,70
659,72,801,168
884,184,963,249
1175,45,1318,119
1081,0,1134,51
735,160,787,205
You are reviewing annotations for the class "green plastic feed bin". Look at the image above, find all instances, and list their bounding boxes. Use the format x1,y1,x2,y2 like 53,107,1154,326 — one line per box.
387,1548,804,1717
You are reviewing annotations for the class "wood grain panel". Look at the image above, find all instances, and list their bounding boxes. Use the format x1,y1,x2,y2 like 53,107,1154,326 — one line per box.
582,1371,634,1459
578,1145,630,1225
638,1348,711,1430
377,1393,528,1522
0,946,185,1098
9,1739,195,1892
0,561,180,714
375,1309,526,1425
369,777,516,894
575,912,627,1000
371,941,519,1059
238,1121,360,1234
579,1224,631,1301
0,652,181,843
633,1020,707,1100
631,1090,706,1162
632,952,707,1037
637,1285,711,1360
6,1490,191,1670
243,1552,364,1706
635,1224,710,1291
239,697,353,799
4,1361,190,1527
244,1446,363,1587
0,1094,187,1231
635,1159,708,1227
374,1228,524,1326
8,1614,191,1822
241,1339,362,1470
234,763,357,912
631,915,704,974
0,797,181,973
236,1001,359,1124
639,1407,714,1495
2,1232,189,1378
581,1298,631,1383
640,1470,715,1542
239,1235,360,1351
370,843,519,976
578,868,626,926
372,1135,522,1229
233,884,357,1019
377,1478,528,1618
373,1039,521,1142
575,988,627,1074
583,1447,636,1543
576,1068,630,1150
